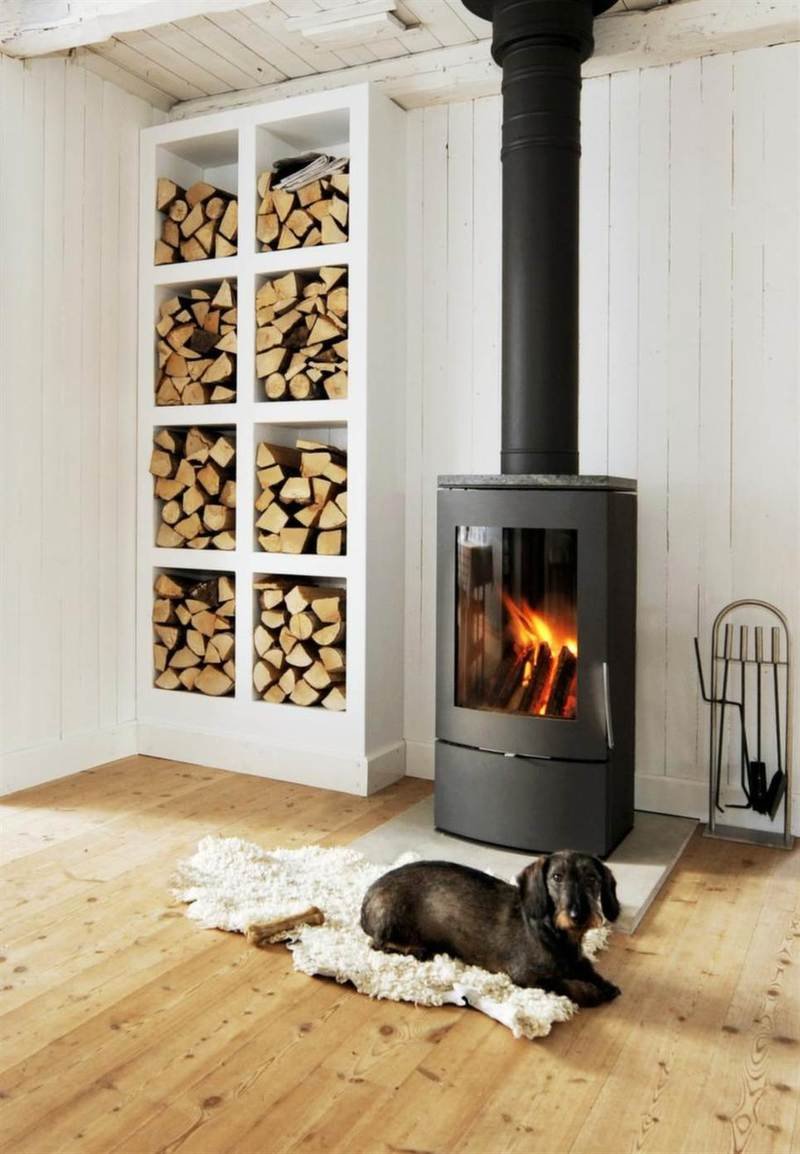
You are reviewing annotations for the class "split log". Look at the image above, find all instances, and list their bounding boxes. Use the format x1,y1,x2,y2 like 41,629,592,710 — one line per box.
153,573,235,696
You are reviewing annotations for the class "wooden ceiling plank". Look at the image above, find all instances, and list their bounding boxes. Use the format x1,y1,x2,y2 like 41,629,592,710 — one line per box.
154,22,252,92
270,0,325,15
401,0,477,48
333,44,380,65
314,0,369,9
367,37,409,60
76,46,174,111
244,3,349,74
116,28,230,96
394,24,442,54
91,37,207,102
205,9,314,79
173,15,272,88
172,14,287,85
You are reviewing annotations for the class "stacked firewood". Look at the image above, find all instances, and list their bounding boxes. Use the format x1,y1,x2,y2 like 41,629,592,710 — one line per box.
150,427,236,550
155,178,238,263
153,572,235,695
156,281,237,405
255,437,346,555
256,167,349,252
256,268,348,402
253,580,345,709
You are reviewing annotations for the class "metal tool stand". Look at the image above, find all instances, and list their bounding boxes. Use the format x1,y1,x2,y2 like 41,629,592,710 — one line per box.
698,600,793,849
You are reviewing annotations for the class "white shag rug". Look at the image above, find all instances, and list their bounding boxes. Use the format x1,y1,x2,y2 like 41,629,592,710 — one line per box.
173,837,609,1040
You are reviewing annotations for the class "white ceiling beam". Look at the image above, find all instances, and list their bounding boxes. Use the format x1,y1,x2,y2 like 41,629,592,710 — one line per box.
169,0,800,119
0,0,270,57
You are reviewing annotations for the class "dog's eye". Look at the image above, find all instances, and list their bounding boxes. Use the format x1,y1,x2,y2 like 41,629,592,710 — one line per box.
551,872,562,883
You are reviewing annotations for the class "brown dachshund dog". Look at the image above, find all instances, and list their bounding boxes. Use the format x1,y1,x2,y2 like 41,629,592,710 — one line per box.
360,850,621,1007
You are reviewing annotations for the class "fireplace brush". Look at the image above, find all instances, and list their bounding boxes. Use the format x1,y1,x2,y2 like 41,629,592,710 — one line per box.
694,599,793,850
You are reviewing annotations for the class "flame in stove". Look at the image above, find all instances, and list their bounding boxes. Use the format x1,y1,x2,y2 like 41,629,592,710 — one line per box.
503,593,577,659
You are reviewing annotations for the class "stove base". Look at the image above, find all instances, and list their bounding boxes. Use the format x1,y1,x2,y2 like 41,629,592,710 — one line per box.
434,739,632,858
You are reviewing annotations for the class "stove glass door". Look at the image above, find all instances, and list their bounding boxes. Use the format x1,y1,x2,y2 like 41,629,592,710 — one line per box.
455,527,578,719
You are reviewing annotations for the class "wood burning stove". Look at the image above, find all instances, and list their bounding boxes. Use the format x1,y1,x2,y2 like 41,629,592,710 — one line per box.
435,0,636,856
436,477,636,856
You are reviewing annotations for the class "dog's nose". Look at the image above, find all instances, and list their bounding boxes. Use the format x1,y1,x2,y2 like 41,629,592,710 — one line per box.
568,906,581,922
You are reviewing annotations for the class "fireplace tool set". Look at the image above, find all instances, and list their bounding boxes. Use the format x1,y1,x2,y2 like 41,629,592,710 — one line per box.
694,599,793,849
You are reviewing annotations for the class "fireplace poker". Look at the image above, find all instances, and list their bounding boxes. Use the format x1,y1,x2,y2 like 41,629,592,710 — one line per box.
713,625,732,813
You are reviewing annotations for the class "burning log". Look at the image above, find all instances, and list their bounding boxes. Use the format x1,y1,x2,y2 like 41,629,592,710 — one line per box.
489,646,533,709
545,646,578,718
520,642,553,715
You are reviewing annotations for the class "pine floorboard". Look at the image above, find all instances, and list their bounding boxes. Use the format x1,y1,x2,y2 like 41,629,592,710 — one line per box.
0,755,797,1154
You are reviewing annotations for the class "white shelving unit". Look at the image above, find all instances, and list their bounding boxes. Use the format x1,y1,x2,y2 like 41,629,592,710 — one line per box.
137,85,406,794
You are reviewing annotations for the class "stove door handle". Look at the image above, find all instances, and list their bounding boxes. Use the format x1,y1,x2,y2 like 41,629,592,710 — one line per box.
602,662,614,750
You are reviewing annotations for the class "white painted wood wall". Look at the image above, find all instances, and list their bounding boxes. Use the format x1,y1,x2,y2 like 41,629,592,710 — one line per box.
0,53,161,792
403,44,800,831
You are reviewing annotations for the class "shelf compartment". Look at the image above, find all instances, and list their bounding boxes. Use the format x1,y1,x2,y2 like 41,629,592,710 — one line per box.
255,265,348,404
155,131,238,268
153,569,236,697
155,279,237,407
255,110,349,256
253,573,346,710
151,425,236,552
254,422,347,558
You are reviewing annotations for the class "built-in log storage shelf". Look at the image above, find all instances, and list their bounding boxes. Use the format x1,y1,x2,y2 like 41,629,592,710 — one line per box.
138,86,406,794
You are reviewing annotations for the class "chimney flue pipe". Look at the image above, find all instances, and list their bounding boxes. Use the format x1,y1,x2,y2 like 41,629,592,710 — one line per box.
463,0,614,475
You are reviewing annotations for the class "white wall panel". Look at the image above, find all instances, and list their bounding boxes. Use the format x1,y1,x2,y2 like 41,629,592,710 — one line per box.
0,54,160,792
403,44,800,832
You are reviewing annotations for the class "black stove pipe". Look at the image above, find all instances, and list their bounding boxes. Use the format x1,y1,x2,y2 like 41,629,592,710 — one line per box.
463,0,614,475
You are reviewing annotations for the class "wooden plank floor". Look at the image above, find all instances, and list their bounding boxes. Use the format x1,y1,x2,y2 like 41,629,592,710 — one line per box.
0,755,797,1154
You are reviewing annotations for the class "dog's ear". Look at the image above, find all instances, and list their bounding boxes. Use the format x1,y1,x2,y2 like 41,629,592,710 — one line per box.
517,856,551,920
599,862,620,922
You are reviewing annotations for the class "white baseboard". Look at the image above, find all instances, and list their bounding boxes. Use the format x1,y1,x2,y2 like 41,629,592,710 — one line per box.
366,742,406,794
635,772,799,835
0,724,138,795
136,724,404,797
634,773,707,819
